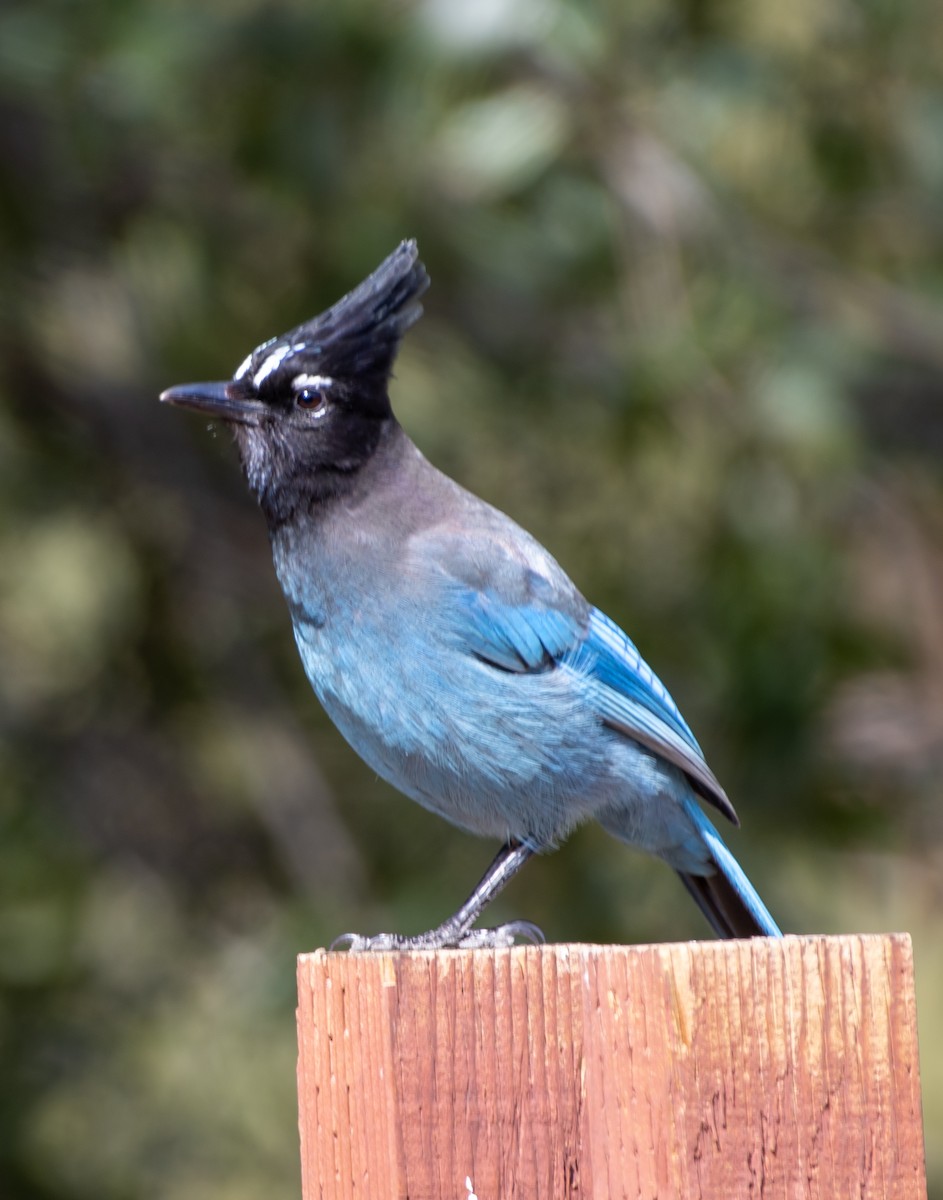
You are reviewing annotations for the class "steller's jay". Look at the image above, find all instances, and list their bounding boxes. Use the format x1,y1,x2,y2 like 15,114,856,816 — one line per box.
161,240,782,948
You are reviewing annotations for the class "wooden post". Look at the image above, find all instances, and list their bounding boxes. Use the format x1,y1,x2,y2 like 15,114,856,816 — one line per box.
296,934,927,1199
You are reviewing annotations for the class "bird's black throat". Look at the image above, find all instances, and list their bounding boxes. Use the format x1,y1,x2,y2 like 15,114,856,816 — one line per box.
233,406,400,532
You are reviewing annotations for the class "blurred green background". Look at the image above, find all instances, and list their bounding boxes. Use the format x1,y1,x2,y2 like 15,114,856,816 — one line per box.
1,0,941,1195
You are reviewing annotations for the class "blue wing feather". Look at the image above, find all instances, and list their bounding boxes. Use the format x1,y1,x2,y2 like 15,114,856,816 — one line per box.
447,583,737,824
578,609,701,752
454,587,585,671
572,608,737,823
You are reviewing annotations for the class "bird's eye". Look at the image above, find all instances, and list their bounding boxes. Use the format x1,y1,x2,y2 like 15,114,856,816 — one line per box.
291,373,333,415
295,387,326,411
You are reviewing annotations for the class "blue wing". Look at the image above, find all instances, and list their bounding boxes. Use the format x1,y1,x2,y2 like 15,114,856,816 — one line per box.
453,579,586,672
568,609,737,824
435,538,736,823
416,522,590,672
410,511,736,823
576,608,700,752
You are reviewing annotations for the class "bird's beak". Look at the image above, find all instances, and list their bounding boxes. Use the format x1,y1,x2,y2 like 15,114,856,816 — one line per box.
160,380,266,424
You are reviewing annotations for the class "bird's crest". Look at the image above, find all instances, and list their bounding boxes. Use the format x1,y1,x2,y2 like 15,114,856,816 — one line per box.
233,240,429,407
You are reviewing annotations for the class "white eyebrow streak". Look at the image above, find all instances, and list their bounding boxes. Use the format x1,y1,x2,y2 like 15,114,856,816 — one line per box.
291,373,334,390
233,352,254,381
253,343,293,387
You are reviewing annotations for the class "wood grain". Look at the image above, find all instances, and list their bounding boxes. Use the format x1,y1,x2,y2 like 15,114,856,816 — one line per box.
296,935,927,1199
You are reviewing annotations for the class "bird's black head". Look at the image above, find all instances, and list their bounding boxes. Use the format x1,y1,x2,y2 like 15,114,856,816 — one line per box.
161,239,429,526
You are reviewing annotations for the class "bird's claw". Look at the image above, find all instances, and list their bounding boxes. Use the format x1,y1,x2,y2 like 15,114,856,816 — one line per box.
329,931,405,952
329,920,546,953
454,920,545,948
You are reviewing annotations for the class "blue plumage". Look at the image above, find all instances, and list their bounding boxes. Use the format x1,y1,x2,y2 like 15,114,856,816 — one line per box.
162,240,782,946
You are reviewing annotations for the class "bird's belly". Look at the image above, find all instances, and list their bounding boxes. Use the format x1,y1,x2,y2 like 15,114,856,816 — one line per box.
291,616,611,844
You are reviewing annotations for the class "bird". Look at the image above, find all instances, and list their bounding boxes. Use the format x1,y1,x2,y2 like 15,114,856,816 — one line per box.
161,239,782,949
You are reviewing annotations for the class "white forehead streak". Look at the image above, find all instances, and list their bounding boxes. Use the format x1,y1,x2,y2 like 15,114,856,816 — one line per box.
292,373,334,390
253,343,293,387
233,352,254,381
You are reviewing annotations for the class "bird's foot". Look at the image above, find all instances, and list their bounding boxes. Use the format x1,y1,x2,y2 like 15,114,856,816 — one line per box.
330,920,544,953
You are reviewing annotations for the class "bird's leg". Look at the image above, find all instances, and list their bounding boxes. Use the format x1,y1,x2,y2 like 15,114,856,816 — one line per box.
331,840,542,952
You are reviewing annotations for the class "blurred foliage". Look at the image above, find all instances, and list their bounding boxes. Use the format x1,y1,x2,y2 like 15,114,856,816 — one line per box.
1,0,942,1194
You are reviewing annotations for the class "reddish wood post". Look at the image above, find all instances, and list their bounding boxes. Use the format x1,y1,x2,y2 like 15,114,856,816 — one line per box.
296,934,927,1199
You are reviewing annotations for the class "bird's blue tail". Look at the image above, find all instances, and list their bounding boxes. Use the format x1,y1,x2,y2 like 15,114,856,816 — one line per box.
677,798,782,937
